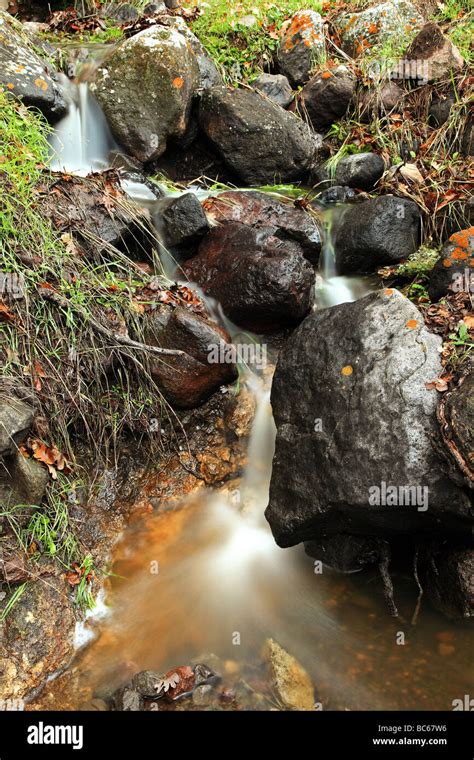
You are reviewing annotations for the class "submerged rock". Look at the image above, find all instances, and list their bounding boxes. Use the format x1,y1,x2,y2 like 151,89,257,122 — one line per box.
0,10,67,122
91,25,200,162
113,664,220,710
263,638,315,710
183,223,315,332
334,152,385,190
253,73,293,108
428,227,474,302
202,190,322,264
276,10,325,87
198,86,323,185
299,67,356,132
266,290,472,548
334,195,421,274
145,306,237,409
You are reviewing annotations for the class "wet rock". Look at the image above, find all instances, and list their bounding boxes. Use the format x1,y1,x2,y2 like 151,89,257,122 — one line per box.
0,10,67,123
113,664,220,710
263,638,315,710
358,81,404,122
91,25,200,163
0,452,48,524
405,23,464,82
183,223,315,332
428,227,474,302
317,185,356,204
158,192,209,258
145,306,237,409
334,152,385,190
334,195,421,274
304,535,382,573
265,289,472,548
253,73,293,108
425,545,474,620
334,0,423,58
0,576,75,701
0,398,34,457
202,190,322,264
198,86,323,185
276,10,325,87
300,67,356,132
429,90,456,127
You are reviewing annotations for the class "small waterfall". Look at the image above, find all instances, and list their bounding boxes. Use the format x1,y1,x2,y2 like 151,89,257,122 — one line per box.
49,77,118,175
315,206,375,308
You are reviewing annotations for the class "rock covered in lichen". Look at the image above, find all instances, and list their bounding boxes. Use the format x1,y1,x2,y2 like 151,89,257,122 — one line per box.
91,24,200,162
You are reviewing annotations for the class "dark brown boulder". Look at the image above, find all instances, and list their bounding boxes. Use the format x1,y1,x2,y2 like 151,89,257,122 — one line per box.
202,190,322,264
145,307,237,409
299,68,356,132
182,223,315,333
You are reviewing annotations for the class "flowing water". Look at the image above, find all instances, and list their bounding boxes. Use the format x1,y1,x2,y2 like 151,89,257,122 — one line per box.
39,79,474,712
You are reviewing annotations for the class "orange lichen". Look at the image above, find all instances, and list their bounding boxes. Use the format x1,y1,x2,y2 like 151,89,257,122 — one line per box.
321,70,333,79
406,319,418,329
384,288,394,296
172,76,184,89
6,82,14,90
367,23,379,34
341,365,353,376
34,78,48,91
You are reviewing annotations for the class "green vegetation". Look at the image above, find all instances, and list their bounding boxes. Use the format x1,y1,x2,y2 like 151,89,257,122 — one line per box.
0,582,27,621
396,246,439,279
183,0,323,82
0,90,171,616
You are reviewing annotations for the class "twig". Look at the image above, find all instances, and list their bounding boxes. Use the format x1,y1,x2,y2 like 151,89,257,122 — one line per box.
37,288,184,358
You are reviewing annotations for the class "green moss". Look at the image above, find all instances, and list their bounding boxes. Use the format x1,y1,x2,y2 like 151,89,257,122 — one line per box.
396,245,439,278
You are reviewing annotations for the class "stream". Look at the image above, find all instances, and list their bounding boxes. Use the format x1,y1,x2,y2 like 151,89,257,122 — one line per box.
36,70,474,712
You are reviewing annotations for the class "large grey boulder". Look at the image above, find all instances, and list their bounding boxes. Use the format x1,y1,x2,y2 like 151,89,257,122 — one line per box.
0,11,67,122
91,25,200,162
198,86,323,185
265,290,472,548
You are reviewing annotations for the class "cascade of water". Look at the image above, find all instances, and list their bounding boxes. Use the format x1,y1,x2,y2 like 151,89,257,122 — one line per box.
49,78,118,175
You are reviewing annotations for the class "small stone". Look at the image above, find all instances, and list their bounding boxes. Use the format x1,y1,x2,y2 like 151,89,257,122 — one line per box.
263,638,315,711
253,73,293,108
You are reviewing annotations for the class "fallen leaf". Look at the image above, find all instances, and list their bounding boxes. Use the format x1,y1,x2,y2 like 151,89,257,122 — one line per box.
399,163,424,184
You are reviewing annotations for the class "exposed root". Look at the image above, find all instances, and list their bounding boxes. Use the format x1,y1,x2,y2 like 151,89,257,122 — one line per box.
411,545,424,626
378,542,399,618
